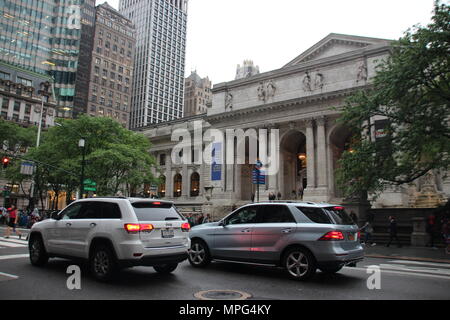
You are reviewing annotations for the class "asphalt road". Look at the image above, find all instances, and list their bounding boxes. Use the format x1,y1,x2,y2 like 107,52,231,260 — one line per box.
0,235,449,300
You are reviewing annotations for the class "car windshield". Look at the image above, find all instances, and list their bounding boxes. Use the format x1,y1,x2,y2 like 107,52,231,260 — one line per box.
323,207,354,225
131,202,183,222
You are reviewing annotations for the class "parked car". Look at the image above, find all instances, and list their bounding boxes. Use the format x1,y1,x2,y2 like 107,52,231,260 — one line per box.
28,198,191,281
188,202,363,280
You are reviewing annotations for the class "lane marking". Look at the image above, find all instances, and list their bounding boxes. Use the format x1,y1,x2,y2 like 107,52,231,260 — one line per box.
0,272,19,280
344,266,450,281
0,254,29,260
0,241,26,248
388,260,450,268
0,238,28,245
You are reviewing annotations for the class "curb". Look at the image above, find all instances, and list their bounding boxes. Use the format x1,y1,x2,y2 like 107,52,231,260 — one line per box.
365,254,450,264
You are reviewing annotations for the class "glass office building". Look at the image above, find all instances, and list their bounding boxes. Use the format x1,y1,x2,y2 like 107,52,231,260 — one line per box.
0,0,95,117
119,0,188,128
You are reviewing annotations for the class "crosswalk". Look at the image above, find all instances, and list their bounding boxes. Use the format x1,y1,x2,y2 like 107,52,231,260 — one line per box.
347,259,450,280
0,235,29,248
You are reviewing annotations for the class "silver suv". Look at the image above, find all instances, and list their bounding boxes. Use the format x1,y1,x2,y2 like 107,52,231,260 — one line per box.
28,198,191,281
188,202,363,280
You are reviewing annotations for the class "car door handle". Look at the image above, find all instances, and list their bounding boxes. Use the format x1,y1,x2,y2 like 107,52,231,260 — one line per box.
282,228,292,233
90,223,97,228
66,223,72,227
241,229,252,233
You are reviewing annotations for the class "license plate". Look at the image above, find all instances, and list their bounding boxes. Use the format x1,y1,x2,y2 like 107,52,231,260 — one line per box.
348,233,355,241
161,229,174,238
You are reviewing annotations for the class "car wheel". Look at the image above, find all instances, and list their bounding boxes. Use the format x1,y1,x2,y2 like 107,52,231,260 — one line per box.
29,236,49,267
188,240,211,268
283,247,316,281
153,263,178,274
89,245,117,282
319,265,343,274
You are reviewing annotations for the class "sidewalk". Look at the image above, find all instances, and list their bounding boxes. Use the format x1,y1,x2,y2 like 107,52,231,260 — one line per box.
364,244,450,264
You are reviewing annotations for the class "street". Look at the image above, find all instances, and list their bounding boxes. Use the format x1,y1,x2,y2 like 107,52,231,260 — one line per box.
0,232,449,300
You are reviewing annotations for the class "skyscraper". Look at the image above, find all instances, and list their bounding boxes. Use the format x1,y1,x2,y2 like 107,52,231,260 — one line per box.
0,0,96,117
184,71,211,117
86,2,136,128
119,0,188,128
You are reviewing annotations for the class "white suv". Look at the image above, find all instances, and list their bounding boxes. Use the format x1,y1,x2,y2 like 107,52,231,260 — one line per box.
28,198,191,281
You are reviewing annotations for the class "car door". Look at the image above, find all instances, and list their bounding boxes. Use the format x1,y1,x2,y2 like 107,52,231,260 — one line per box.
250,205,298,263
46,202,83,256
67,201,103,258
212,206,258,260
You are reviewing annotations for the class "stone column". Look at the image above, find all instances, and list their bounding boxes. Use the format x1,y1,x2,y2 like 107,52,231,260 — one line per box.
316,116,328,189
165,151,173,199
182,165,189,198
305,119,316,189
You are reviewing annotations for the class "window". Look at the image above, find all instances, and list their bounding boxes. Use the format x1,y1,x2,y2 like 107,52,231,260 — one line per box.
173,174,182,198
0,71,10,80
159,154,166,166
13,101,21,112
60,203,83,220
190,172,200,197
131,202,182,222
323,207,354,225
258,205,295,223
296,207,332,224
17,77,32,87
226,207,258,225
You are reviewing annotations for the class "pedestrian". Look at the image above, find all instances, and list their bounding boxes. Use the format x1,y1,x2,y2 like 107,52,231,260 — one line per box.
277,192,282,200
440,218,449,254
386,216,401,248
360,220,376,246
3,205,22,239
0,206,7,225
350,211,358,225
251,193,255,203
202,214,211,224
425,213,437,248
232,204,237,211
298,187,304,200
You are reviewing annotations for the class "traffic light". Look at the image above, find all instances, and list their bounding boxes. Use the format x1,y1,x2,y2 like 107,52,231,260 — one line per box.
2,157,10,169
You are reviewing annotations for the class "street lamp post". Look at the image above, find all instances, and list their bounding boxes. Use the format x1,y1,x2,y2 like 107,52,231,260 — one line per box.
79,138,86,199
29,82,51,210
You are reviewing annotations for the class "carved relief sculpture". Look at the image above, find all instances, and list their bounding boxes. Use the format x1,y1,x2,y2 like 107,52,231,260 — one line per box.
266,80,276,98
314,72,324,90
356,61,368,83
302,71,312,92
225,90,233,110
257,81,266,102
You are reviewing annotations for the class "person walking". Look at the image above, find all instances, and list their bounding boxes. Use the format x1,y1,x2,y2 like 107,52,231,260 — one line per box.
386,216,401,248
360,221,376,246
440,218,449,254
426,213,438,248
350,211,358,225
277,192,282,200
3,205,22,239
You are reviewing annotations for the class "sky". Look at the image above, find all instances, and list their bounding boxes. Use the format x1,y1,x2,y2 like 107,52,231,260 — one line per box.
104,0,436,85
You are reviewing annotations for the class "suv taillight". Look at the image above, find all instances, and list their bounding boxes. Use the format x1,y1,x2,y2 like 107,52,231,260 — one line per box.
319,231,345,241
124,224,154,233
181,222,191,232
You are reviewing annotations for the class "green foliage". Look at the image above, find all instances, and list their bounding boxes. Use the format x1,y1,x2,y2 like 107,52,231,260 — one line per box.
336,1,450,198
27,116,157,198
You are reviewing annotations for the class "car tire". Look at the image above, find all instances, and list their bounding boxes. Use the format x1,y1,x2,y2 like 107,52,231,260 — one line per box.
283,247,317,281
319,265,343,274
29,235,49,267
153,263,178,274
188,239,211,268
89,245,118,282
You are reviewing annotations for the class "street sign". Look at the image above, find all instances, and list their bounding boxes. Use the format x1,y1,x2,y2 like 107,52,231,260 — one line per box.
83,179,97,186
84,187,97,192
20,162,35,175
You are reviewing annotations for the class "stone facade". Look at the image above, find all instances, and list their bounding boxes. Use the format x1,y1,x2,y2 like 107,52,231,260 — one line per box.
140,33,450,219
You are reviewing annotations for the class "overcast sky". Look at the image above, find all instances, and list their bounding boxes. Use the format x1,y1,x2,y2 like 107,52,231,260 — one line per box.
104,0,436,85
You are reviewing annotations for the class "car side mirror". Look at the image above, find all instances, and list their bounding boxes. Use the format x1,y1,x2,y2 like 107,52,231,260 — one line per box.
51,211,61,220
218,220,226,227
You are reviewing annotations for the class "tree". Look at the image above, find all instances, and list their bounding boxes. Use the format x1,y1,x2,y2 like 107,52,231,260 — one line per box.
336,1,450,198
26,116,157,206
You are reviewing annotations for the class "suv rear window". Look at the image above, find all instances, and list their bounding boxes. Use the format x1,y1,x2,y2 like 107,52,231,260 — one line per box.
296,207,332,224
323,207,354,225
131,202,183,222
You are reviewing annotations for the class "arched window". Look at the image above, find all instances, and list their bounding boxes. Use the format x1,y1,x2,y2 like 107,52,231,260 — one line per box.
158,176,166,198
173,174,182,197
190,172,200,197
